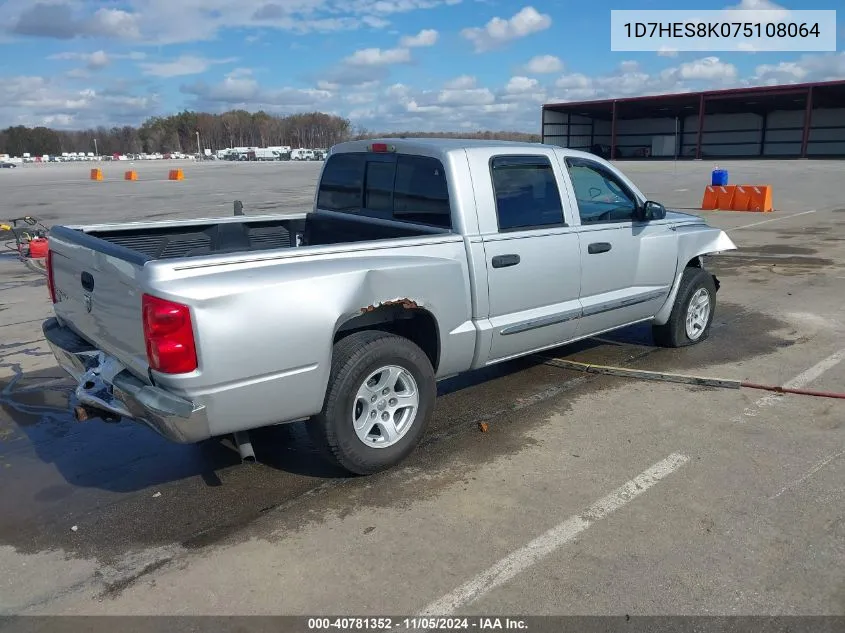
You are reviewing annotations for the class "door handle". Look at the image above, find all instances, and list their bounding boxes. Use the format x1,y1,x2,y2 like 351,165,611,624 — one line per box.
587,242,612,254
492,254,520,268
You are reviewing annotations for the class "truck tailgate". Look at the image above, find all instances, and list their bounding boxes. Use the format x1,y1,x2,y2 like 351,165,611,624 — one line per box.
49,233,150,380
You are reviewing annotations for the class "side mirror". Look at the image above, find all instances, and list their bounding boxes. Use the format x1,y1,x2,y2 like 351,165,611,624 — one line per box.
642,200,666,221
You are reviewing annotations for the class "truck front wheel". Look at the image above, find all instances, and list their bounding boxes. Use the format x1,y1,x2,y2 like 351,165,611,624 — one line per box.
652,266,717,348
308,330,436,475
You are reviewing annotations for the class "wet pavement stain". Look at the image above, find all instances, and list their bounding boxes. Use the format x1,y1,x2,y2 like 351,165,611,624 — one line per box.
0,351,582,561
183,366,577,553
547,302,804,387
168,302,800,556
709,254,835,277
98,558,172,600
769,225,838,237
739,244,818,255
0,298,808,566
0,340,45,352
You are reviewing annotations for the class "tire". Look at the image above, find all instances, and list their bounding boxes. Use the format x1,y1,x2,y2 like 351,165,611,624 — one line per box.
307,330,436,475
652,266,717,348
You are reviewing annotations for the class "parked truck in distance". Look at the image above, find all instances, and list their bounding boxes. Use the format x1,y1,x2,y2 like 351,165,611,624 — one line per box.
41,138,737,475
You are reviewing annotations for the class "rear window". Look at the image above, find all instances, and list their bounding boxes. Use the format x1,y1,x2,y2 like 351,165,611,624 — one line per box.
490,155,565,231
316,152,452,229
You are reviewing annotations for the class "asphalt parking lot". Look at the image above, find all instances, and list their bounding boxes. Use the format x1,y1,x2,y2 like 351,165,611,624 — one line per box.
0,158,843,617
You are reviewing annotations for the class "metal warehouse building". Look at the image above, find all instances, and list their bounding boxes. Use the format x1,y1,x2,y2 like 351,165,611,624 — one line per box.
541,79,845,160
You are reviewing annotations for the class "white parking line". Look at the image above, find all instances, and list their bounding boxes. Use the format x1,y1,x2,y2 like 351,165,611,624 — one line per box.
737,347,845,420
770,449,845,500
730,209,816,230
418,452,690,617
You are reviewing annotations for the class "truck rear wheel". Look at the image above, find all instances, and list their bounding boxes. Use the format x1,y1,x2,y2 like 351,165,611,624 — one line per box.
308,330,436,475
652,266,717,348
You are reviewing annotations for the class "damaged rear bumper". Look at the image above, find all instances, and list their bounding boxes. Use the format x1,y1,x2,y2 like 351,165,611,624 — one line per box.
42,317,212,444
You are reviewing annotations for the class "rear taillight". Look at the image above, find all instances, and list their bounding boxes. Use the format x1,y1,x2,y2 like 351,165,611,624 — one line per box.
142,294,197,374
46,249,57,303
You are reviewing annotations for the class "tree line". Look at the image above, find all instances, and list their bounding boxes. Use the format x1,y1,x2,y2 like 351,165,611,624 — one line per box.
0,110,354,157
0,109,539,157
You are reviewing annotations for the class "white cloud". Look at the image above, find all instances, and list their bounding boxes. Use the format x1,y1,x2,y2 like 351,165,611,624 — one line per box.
88,8,142,39
550,56,739,103
501,76,546,104
386,83,412,99
461,6,552,52
753,52,845,84
3,0,461,45
657,46,678,58
523,54,563,74
227,67,254,79
139,55,238,78
49,49,149,76
51,50,111,70
345,91,376,105
555,73,591,90
170,49,845,133
435,88,496,106
724,0,790,22
443,75,477,89
675,56,738,81
1,75,159,129
362,16,391,29
727,0,786,7
182,76,333,109
344,47,411,66
400,28,438,47
505,76,539,94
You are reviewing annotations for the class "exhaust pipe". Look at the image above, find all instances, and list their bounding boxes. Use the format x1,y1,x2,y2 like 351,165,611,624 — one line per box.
234,431,256,463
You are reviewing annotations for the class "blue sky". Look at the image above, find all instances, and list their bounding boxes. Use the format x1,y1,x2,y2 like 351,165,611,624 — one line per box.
0,0,842,132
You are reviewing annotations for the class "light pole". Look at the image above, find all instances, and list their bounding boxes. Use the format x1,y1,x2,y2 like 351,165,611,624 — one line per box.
196,130,201,157
93,138,98,159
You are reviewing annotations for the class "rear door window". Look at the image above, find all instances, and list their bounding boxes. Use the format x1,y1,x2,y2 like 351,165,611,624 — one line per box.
490,155,565,231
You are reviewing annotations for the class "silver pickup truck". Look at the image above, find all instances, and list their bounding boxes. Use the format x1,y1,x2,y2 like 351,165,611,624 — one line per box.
42,138,737,474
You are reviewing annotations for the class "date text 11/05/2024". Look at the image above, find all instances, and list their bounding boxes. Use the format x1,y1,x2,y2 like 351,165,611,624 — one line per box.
307,617,529,630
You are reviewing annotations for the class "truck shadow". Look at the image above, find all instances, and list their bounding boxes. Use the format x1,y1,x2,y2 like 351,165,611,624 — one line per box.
0,365,381,491
0,326,652,496
0,366,248,491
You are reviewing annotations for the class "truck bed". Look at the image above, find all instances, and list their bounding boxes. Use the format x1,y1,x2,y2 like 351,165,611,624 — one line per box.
89,219,300,259
46,209,454,381
81,211,449,262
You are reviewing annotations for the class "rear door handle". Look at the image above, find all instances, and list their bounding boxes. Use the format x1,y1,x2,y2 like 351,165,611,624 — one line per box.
587,242,612,254
492,254,520,268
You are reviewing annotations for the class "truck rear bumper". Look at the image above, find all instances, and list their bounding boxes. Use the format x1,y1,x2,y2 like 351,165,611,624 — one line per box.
42,317,212,444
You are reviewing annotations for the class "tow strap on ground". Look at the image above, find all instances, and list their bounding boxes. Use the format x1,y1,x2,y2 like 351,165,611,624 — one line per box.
541,358,845,400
